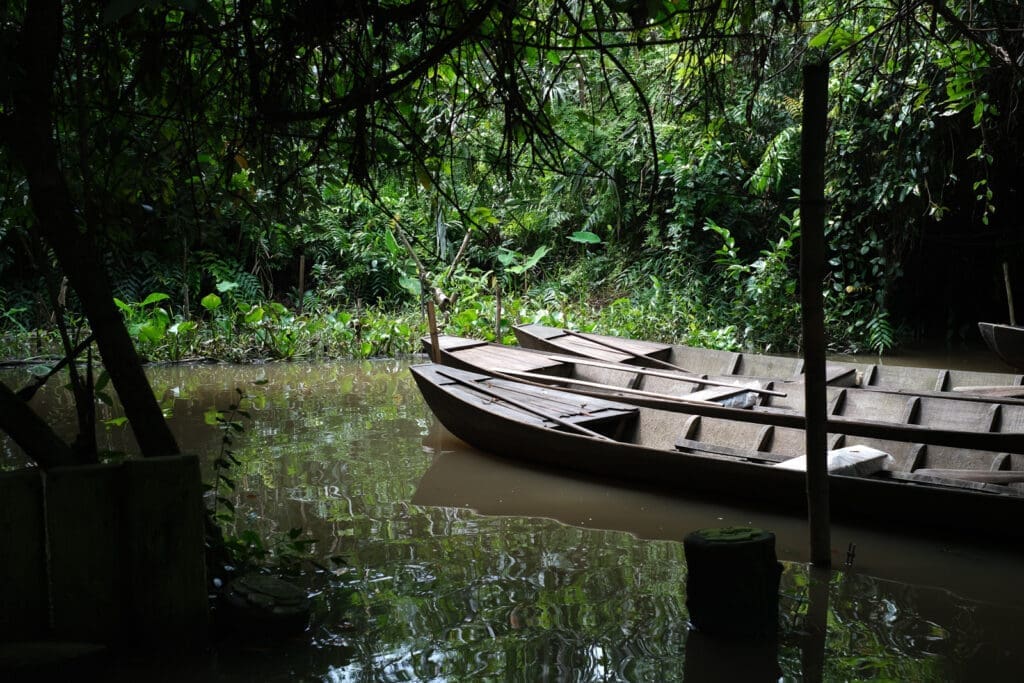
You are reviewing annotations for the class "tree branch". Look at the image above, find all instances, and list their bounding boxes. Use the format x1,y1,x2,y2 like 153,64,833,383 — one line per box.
0,381,76,469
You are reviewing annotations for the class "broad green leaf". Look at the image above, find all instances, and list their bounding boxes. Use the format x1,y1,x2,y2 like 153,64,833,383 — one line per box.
139,321,167,342
200,293,222,310
216,280,239,293
809,26,856,50
140,292,170,307
496,248,518,267
244,306,265,324
384,228,401,256
398,275,421,296
521,245,551,269
568,230,602,244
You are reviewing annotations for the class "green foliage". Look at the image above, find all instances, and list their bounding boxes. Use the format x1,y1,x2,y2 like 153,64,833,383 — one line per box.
113,292,171,356
705,217,801,351
3,0,1021,359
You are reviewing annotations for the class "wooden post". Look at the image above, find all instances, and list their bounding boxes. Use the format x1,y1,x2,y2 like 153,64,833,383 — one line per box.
1003,262,1016,325
494,277,502,341
800,61,831,567
297,253,306,313
427,301,441,363
683,527,782,639
801,566,831,683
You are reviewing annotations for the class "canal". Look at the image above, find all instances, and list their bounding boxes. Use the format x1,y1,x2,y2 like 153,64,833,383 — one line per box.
3,357,1024,681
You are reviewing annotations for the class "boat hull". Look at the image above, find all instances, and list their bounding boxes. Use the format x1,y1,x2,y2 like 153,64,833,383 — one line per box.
422,334,1024,453
515,323,1024,396
411,363,1024,543
980,322,1024,371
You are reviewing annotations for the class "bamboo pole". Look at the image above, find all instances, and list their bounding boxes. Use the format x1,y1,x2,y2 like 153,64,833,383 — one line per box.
801,61,831,568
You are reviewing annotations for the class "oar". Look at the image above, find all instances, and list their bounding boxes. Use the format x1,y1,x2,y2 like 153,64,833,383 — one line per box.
544,354,788,398
501,370,721,405
561,328,691,373
435,369,614,441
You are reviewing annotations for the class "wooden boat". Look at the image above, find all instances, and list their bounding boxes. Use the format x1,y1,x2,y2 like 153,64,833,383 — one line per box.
514,323,1024,398
979,322,1024,372
410,363,1024,541
422,334,1024,453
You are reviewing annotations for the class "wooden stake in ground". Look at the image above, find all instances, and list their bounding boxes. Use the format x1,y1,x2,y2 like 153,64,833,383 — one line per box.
427,301,441,364
1004,262,1016,326
800,60,831,568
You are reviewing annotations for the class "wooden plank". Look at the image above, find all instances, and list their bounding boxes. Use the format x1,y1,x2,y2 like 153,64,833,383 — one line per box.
46,463,124,641
563,329,685,371
913,468,1024,485
0,469,48,639
825,365,858,386
723,352,741,375
827,389,845,415
543,354,787,397
901,396,921,425
674,437,790,463
436,370,617,439
427,335,488,352
123,455,209,643
986,403,1002,432
951,385,1024,399
502,370,720,406
991,453,1010,471
755,424,774,452
454,345,565,374
875,470,1018,495
682,414,701,440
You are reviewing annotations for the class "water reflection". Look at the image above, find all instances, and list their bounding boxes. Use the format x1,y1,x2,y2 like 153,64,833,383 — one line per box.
3,359,1024,681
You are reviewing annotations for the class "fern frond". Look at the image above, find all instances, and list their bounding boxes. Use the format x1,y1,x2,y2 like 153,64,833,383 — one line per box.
748,125,799,196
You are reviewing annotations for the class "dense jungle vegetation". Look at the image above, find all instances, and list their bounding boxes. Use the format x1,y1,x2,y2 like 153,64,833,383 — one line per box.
1,1,1023,462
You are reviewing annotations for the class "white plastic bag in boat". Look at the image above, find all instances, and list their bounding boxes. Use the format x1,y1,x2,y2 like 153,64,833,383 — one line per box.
774,445,893,476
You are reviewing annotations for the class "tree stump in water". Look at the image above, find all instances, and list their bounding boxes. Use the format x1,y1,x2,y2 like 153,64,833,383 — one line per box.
683,527,782,640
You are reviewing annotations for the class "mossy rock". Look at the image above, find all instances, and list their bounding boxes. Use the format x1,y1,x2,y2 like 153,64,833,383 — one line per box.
221,574,311,637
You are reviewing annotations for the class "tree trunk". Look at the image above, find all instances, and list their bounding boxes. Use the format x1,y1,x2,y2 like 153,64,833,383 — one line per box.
3,0,179,461
0,382,76,468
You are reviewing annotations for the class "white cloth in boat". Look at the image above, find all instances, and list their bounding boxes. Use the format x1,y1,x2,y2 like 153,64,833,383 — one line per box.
774,446,893,476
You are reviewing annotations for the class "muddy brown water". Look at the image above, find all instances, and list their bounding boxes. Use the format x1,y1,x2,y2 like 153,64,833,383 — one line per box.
3,351,1024,681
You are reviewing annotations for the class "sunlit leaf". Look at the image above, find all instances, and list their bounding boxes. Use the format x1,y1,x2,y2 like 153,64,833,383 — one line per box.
568,230,602,244
200,293,222,311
